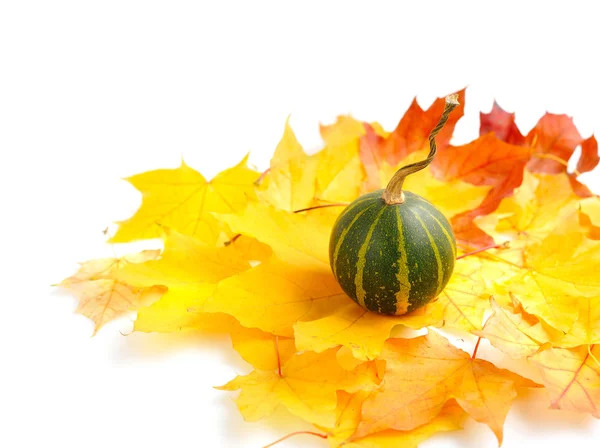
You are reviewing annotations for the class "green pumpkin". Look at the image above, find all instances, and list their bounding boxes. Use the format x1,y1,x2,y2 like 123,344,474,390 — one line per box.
329,189,456,315
328,94,460,315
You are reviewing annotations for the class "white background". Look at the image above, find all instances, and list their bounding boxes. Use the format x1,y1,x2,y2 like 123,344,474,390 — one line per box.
2,1,600,447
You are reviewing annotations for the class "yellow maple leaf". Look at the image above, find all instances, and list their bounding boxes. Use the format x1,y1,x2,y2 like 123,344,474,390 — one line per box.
229,324,296,371
257,119,319,211
477,298,600,418
530,345,600,418
293,302,402,362
293,256,494,362
217,201,338,267
115,228,255,333
354,331,536,444
216,348,382,427
559,296,600,347
204,257,347,337
476,298,561,358
59,250,166,334
110,155,259,245
475,171,580,243
475,197,600,333
313,117,386,204
500,217,600,332
322,391,466,448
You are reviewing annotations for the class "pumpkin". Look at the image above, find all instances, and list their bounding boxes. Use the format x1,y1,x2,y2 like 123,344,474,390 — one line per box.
328,95,459,315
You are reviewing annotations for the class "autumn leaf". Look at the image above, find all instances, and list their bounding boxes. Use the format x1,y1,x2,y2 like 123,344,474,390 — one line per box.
476,298,562,358
323,391,466,448
313,116,386,203
530,345,600,417
257,118,319,211
293,255,496,362
359,89,466,172
293,302,402,362
570,136,600,197
229,325,296,371
115,228,257,333
578,135,600,174
110,155,259,245
204,256,348,337
59,250,167,334
216,348,383,427
526,113,583,174
480,101,599,198
475,171,580,247
354,331,536,444
217,201,338,267
431,133,532,246
478,298,600,418
480,101,526,146
480,102,589,175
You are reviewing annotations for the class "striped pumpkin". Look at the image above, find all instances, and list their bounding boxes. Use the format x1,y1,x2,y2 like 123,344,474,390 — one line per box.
329,189,456,315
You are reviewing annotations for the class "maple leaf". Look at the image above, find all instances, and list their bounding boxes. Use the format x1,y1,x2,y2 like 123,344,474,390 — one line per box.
59,251,167,334
480,102,599,197
480,102,583,174
526,113,584,174
115,228,257,333
217,201,338,267
476,298,562,358
229,324,296,371
481,210,600,333
354,331,536,444
479,101,526,146
530,345,600,418
313,116,386,203
570,136,600,197
578,135,600,174
293,256,496,362
257,119,319,211
322,391,466,448
475,171,580,245
431,133,532,246
204,256,347,337
479,298,600,418
359,89,466,176
216,348,383,427
110,155,259,245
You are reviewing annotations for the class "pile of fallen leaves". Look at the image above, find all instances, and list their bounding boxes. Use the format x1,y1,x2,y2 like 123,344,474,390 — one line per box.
59,89,600,447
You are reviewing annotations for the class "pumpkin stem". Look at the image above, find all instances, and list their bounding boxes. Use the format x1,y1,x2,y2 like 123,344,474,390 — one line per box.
382,94,460,205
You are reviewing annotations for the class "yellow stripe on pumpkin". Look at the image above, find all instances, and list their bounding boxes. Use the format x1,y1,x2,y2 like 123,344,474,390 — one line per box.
394,206,411,313
332,202,378,277
418,205,457,260
409,209,444,296
354,207,387,308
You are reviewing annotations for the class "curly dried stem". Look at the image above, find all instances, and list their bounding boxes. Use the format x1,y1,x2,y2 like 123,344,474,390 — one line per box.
382,94,460,205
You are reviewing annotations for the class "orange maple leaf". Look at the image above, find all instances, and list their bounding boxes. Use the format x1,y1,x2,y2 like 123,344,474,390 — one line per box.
479,298,600,418
354,331,537,444
432,134,532,246
481,101,599,198
59,251,166,334
359,89,465,190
